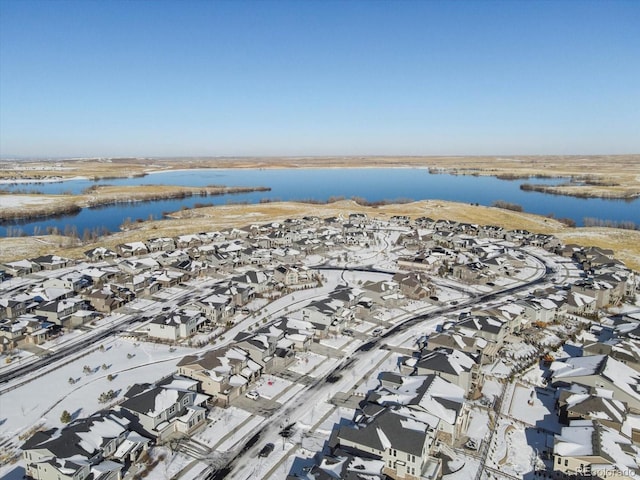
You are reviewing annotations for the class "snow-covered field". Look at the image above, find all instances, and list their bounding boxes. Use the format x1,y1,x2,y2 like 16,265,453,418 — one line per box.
0,194,61,206
0,338,197,478
0,338,193,437
217,415,265,451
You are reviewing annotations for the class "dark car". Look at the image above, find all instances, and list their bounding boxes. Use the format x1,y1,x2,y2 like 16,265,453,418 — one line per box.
258,443,275,457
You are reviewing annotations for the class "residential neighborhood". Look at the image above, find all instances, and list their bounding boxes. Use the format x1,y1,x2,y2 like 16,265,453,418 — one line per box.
1,213,638,480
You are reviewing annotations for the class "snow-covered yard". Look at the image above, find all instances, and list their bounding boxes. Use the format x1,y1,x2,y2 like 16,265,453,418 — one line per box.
443,454,480,480
288,351,327,376
481,378,504,403
319,335,352,350
253,374,293,400
138,447,193,480
509,385,560,433
466,408,490,442
487,418,539,477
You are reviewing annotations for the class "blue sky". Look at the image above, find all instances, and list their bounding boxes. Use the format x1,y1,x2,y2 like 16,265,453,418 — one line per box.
1,0,639,157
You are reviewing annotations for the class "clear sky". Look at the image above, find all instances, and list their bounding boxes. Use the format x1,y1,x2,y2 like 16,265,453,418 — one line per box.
1,0,639,158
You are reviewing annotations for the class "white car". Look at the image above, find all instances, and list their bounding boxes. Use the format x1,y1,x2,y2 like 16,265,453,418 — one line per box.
245,390,260,400
371,328,383,337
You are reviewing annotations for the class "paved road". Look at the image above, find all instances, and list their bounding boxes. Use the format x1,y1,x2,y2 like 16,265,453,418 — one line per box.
203,249,554,479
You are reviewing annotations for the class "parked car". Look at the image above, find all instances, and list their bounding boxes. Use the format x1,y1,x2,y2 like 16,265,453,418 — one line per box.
258,443,275,457
245,390,260,400
343,328,354,336
371,328,383,337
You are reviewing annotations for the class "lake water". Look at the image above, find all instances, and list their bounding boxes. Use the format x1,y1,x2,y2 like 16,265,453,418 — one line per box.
1,168,637,236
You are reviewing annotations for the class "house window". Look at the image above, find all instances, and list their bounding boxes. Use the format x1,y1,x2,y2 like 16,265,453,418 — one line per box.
557,457,561,464
564,459,568,467
393,449,397,457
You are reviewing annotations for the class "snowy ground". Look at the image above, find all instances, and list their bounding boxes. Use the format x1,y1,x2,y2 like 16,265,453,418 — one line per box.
0,338,197,478
466,408,490,442
253,374,292,400
443,454,480,480
143,447,193,480
0,194,61,206
481,378,504,403
486,418,538,477
195,406,252,448
319,335,352,350
509,385,560,433
521,364,546,387
288,351,328,375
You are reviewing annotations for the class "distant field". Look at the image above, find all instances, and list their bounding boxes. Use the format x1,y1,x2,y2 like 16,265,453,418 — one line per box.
1,155,639,199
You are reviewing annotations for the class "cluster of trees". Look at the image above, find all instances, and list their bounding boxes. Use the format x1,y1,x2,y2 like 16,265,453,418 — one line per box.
583,217,638,230
491,200,523,212
98,390,117,404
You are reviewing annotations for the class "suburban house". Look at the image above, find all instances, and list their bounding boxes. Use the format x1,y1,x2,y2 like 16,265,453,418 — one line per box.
582,339,640,372
296,451,385,480
571,279,616,309
118,375,208,440
30,255,73,270
273,265,316,288
455,315,507,347
115,242,149,257
84,247,119,261
365,372,468,444
549,355,640,413
361,280,405,308
401,347,482,398
21,410,150,480
85,287,128,313
196,292,234,325
392,272,435,300
517,294,565,324
3,259,41,276
565,291,597,316
335,407,442,480
176,346,263,406
553,420,640,478
557,386,629,431
34,298,89,326
147,308,207,341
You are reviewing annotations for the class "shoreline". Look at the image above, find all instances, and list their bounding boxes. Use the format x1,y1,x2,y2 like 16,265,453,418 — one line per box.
2,155,638,200
0,185,270,223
